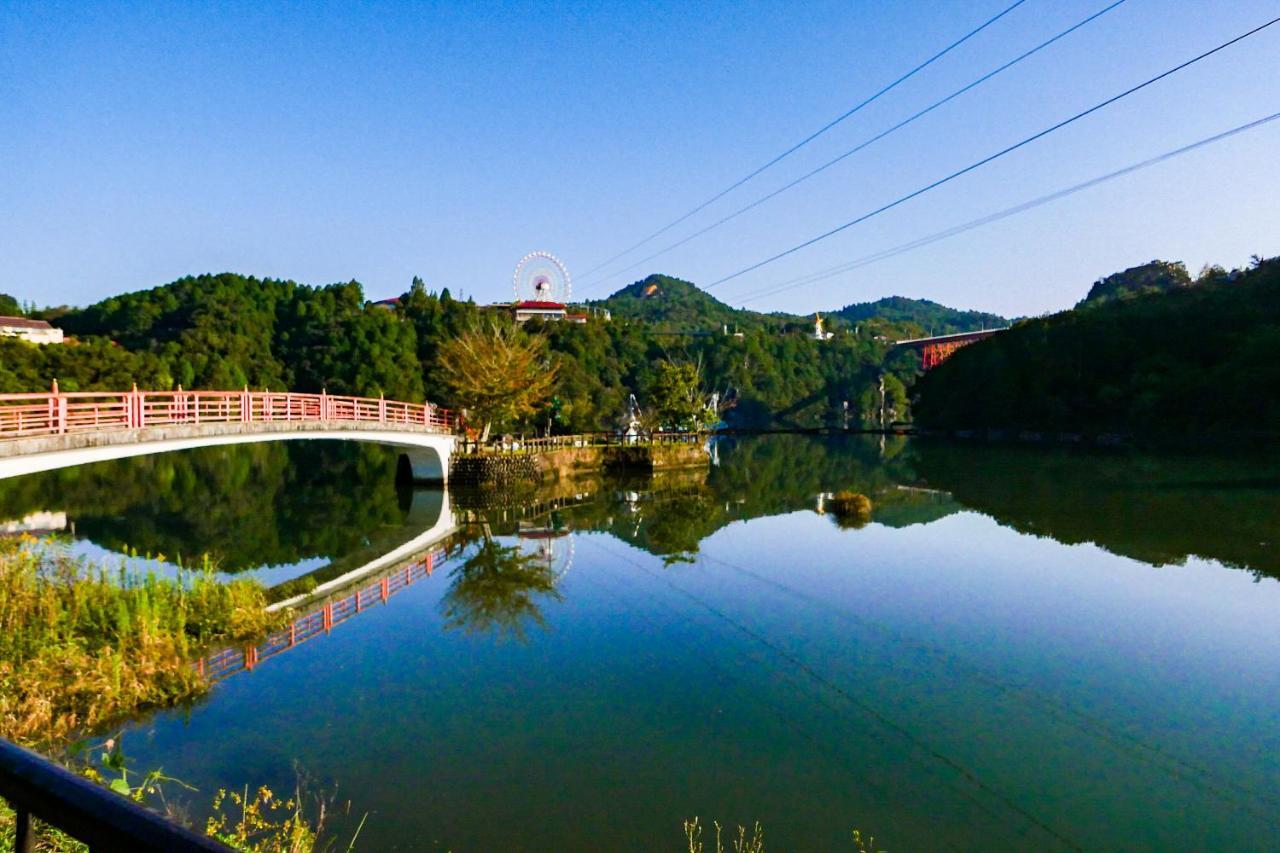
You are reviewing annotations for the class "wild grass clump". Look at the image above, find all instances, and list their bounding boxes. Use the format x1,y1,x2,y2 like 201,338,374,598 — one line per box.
0,538,355,851
684,818,885,852
1,759,358,853
207,772,363,853
0,536,284,746
685,817,764,853
828,492,873,530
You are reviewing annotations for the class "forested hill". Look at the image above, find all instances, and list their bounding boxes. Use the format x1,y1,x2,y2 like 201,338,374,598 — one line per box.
592,274,775,330
913,255,1280,436
594,273,1007,336
1076,259,1193,307
2,272,925,431
52,273,424,399
833,296,1008,335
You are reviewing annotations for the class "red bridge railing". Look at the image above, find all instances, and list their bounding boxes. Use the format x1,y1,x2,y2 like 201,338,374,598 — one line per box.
198,547,447,682
0,385,455,440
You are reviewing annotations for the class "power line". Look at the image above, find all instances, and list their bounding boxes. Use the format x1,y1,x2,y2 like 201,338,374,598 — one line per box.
582,537,1084,850
728,109,1280,305
579,541,1036,840
576,0,1033,282
579,0,1127,293
706,15,1280,290
693,549,1280,825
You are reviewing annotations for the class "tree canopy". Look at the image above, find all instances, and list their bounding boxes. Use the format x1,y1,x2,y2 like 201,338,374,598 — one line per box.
914,255,1280,436
2,268,1013,431
435,320,558,438
645,361,711,431
1076,259,1193,308
833,296,1008,335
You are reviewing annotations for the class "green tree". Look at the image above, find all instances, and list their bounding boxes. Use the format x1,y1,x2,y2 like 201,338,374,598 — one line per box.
645,361,711,431
914,255,1280,435
435,320,558,440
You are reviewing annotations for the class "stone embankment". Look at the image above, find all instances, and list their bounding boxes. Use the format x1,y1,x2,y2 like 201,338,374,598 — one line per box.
449,436,707,485
449,453,541,486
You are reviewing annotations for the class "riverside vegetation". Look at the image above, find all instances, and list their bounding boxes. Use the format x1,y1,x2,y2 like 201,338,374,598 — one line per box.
5,254,1277,437
0,272,946,430
682,818,886,852
0,536,346,851
913,255,1280,436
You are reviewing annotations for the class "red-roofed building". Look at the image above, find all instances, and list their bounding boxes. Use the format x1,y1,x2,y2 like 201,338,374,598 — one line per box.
509,301,587,324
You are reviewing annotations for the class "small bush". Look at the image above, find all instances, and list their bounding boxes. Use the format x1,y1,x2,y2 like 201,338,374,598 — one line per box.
828,492,873,529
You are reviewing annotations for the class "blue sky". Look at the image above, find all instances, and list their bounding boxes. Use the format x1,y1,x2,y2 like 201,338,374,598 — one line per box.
2,1,1277,317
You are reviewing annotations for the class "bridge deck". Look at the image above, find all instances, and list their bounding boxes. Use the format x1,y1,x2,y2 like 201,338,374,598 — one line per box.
0,388,453,441
894,328,1007,347
0,388,458,480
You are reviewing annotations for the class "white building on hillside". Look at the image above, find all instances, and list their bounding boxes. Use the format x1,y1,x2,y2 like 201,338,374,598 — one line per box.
0,317,63,344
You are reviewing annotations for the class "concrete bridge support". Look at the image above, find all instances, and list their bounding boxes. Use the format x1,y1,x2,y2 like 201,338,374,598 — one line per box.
396,446,450,485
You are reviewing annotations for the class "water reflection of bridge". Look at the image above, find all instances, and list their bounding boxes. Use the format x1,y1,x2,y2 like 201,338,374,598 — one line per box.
199,546,449,681
267,488,458,610
199,491,586,681
0,486,467,682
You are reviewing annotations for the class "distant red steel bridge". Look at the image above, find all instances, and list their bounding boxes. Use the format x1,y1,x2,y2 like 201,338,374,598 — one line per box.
198,546,449,682
894,328,1007,370
0,385,459,482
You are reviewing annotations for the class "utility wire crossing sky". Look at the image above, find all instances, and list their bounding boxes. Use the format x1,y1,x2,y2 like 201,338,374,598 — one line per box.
575,0,1129,294
1,1,1277,316
704,14,1280,289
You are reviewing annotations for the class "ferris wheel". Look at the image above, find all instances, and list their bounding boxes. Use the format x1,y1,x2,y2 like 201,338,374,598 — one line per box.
513,251,572,304
516,526,575,581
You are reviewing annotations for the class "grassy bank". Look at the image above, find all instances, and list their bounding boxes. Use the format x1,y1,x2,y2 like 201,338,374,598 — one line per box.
0,536,281,747
0,536,327,850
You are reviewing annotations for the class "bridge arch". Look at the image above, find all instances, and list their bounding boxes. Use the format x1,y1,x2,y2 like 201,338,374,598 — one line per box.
0,425,456,483
396,448,448,486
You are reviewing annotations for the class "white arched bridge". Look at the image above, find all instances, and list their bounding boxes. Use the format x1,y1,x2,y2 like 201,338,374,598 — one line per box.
0,386,459,483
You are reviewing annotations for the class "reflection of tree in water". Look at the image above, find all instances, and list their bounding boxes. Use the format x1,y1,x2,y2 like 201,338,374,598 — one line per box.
0,442,409,572
913,441,1280,579
626,490,719,565
440,539,563,641
454,436,948,563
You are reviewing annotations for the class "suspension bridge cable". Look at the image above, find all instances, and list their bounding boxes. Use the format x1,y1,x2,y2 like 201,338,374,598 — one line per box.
578,0,1126,293
576,0,1033,281
728,109,1280,304
705,15,1280,290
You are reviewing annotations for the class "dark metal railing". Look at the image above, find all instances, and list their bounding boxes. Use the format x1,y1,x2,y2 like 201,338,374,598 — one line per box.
0,737,231,852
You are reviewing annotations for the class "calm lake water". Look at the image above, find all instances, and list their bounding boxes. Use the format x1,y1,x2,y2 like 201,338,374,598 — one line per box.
6,436,1280,850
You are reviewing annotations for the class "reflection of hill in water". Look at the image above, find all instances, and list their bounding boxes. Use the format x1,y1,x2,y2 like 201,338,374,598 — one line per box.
3,434,1276,581
469,435,1280,579
871,487,961,528
463,435,960,560
911,442,1280,579
0,442,412,573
